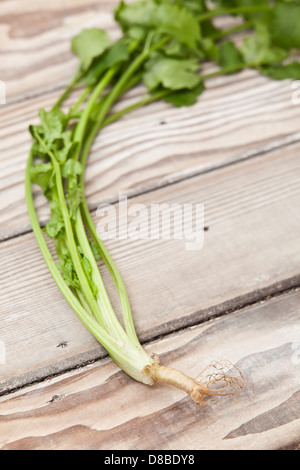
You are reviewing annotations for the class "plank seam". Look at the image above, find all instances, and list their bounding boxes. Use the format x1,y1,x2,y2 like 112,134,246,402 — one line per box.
86,131,300,212
2,131,300,244
1,282,299,399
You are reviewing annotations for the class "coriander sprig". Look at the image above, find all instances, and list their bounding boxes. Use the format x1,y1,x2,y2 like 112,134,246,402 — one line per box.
26,0,300,405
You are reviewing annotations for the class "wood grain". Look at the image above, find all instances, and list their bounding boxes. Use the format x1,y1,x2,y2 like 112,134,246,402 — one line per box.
0,289,299,450
1,0,300,240
0,0,124,103
1,144,300,394
1,0,300,451
1,70,300,240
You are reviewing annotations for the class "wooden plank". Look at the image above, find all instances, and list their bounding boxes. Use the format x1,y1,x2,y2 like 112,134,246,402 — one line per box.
1,70,300,240
1,2,300,240
1,145,300,393
0,289,299,450
0,0,124,104
0,0,242,104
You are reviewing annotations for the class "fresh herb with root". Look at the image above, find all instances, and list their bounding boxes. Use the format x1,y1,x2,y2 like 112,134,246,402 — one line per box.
26,0,300,405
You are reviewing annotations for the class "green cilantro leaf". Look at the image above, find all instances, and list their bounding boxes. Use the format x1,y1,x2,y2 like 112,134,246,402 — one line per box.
59,254,81,289
31,138,48,159
30,162,55,198
241,23,288,66
84,38,131,86
30,162,53,176
218,40,244,69
260,61,300,80
200,38,220,62
54,132,80,165
162,81,205,107
211,0,269,13
143,55,201,91
61,160,83,179
89,240,101,261
61,159,83,194
67,185,84,221
115,1,201,50
171,0,219,37
170,0,208,15
71,28,111,70
269,3,300,50
77,246,99,298
38,106,68,143
45,200,65,239
163,40,202,60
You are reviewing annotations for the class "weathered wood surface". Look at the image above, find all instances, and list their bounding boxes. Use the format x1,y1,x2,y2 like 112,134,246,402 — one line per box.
0,0,124,103
0,290,299,450
1,0,300,240
1,70,300,240
1,143,300,395
0,0,300,451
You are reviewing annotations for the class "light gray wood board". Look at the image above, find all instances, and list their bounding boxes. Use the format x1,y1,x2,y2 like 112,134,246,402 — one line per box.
0,0,125,103
0,0,265,102
0,289,299,450
1,67,300,240
1,145,300,393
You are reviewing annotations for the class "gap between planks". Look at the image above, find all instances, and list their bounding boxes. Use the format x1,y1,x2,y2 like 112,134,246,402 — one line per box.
0,288,299,450
0,284,299,399
1,66,300,241
1,131,300,243
1,146,300,395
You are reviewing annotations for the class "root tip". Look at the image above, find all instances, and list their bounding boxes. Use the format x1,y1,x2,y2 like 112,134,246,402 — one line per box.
149,360,245,406
193,361,245,405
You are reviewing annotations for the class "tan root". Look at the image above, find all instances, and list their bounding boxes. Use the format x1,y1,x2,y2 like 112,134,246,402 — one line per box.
150,360,245,405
